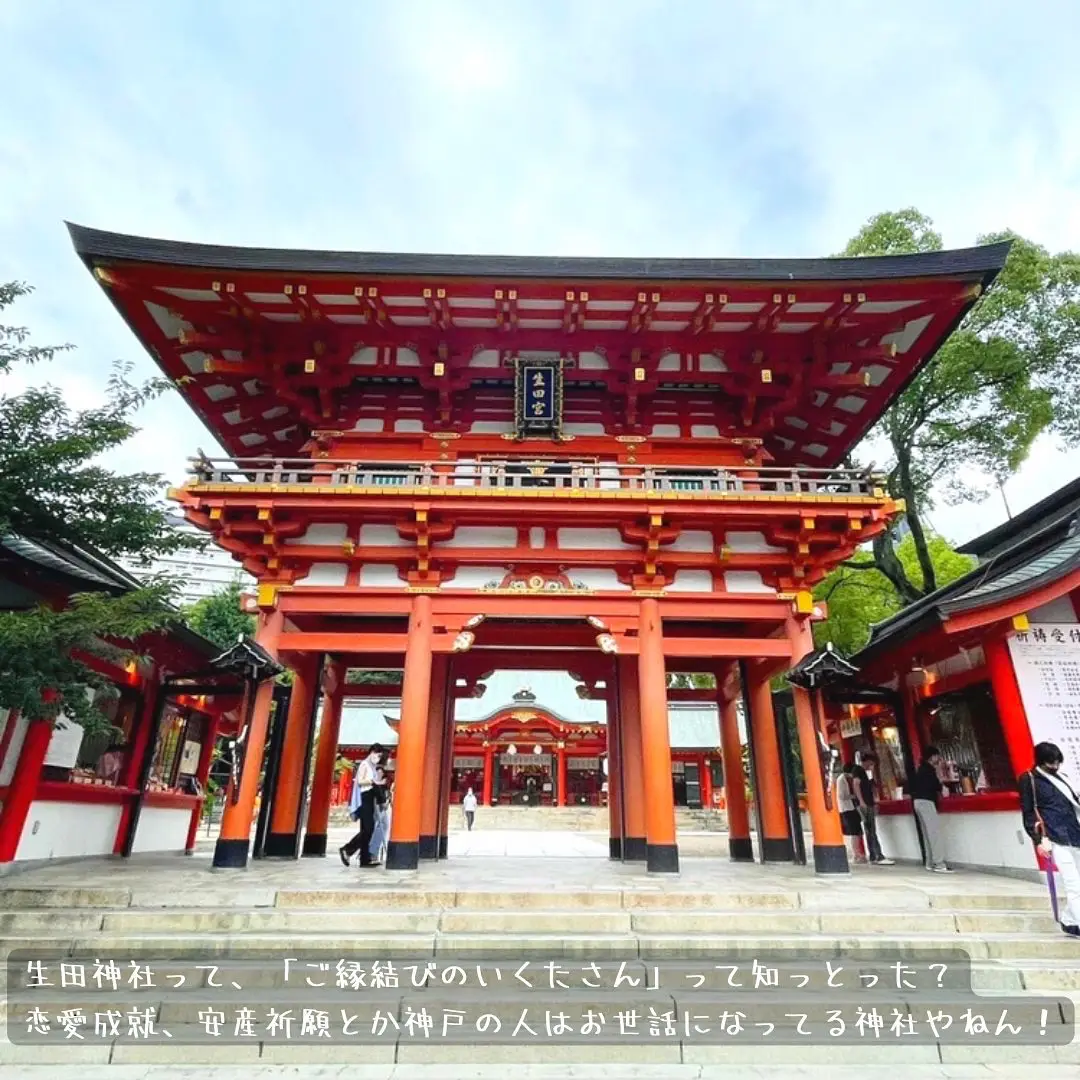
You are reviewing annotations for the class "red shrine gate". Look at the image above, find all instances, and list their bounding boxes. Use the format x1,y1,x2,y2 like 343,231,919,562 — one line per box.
69,224,1008,874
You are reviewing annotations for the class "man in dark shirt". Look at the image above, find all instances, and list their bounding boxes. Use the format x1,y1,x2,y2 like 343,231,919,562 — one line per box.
910,747,953,872
852,753,894,865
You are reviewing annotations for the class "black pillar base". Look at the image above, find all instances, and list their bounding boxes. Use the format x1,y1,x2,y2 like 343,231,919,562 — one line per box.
813,843,850,874
212,838,250,869
609,836,623,860
646,843,680,874
437,835,448,859
386,840,420,871
728,836,754,862
301,832,327,857
761,836,796,863
623,836,647,861
263,831,300,858
419,834,439,860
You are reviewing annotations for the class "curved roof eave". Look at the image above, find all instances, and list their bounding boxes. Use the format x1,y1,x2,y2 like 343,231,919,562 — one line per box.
67,222,1012,285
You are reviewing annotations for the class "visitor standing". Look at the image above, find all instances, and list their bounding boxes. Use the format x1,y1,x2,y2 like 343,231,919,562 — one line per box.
339,743,385,868
852,752,893,865
462,787,478,831
1021,741,1080,938
836,764,867,864
368,771,390,865
911,746,953,873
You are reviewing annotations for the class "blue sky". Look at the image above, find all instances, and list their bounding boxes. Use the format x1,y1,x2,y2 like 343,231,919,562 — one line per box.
2,0,1079,543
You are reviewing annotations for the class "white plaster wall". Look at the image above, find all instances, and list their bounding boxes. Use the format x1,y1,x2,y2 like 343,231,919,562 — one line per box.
359,565,403,587
439,526,517,549
469,421,514,434
294,563,349,587
558,528,637,551
529,527,546,549
394,418,424,433
352,417,384,432
285,523,349,546
691,425,721,438
359,524,408,547
876,810,1038,873
130,807,192,854
725,531,786,554
724,571,774,594
563,422,606,436
1030,596,1078,623
350,347,378,366
651,424,681,437
668,530,713,553
666,570,714,592
16,801,123,862
442,567,507,589
0,709,29,786
566,569,630,591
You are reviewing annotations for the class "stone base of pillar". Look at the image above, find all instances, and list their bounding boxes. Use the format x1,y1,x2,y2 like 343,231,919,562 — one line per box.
212,838,250,869
301,832,327,857
813,844,850,874
761,836,795,862
437,835,448,859
609,837,622,860
728,836,754,862
386,840,420,871
646,843,679,874
623,836,647,861
418,834,439,860
263,831,300,858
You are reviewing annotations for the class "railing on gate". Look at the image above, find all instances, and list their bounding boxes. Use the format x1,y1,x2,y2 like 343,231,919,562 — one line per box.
184,455,882,499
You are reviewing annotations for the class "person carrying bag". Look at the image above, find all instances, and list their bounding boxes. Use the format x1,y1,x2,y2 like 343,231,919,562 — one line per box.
1020,741,1080,938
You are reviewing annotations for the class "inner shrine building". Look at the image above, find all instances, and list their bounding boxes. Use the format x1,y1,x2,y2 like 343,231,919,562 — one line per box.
69,223,1009,875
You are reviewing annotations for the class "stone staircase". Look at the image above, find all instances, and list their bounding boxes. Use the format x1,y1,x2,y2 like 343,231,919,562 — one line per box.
1,878,1077,1068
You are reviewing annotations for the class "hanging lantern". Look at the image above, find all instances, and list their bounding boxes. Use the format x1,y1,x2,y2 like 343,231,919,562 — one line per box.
507,743,517,756
532,744,542,756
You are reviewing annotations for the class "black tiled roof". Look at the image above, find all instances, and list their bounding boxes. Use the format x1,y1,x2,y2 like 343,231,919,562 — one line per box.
68,223,1012,284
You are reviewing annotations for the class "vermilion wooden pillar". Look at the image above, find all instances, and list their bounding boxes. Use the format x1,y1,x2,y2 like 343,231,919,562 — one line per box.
265,653,321,857
556,747,568,806
700,754,713,811
748,674,795,862
213,609,284,869
437,683,456,858
637,598,679,873
386,593,433,871
419,655,449,859
0,709,54,864
787,618,848,874
719,698,753,861
606,682,624,860
984,633,1036,777
302,665,346,857
617,656,647,861
481,746,494,806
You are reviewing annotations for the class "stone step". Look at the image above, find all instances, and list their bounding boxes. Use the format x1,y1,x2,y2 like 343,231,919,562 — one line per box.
0,907,1059,936
0,885,1055,914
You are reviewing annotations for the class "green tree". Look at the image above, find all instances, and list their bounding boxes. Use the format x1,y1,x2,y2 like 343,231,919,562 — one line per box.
840,210,1080,601
0,282,194,734
813,533,976,656
184,581,256,652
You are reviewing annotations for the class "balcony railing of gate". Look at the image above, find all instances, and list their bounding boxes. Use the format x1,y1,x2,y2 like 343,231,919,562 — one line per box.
185,456,883,498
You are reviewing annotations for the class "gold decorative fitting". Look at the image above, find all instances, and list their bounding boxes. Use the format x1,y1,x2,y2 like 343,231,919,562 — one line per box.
650,293,660,304
761,369,772,383
367,287,377,297
436,288,446,300
225,283,235,293
284,285,294,296
495,289,504,300
304,359,316,373
209,508,223,521
433,362,445,377
718,294,728,304
634,368,646,382
772,293,782,304
787,293,796,304
508,289,517,300
627,456,637,465
423,288,432,299
212,281,222,292
843,293,852,304
857,293,866,303
353,287,364,297
794,591,814,614
893,498,907,513
256,583,279,609
1012,613,1030,632
298,285,307,296
581,291,589,301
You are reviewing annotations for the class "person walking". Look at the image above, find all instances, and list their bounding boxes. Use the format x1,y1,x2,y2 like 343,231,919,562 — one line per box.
339,743,386,868
1020,741,1080,938
368,772,390,866
462,787,478,832
911,746,953,873
852,752,894,866
836,764,867,864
